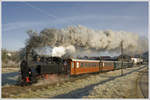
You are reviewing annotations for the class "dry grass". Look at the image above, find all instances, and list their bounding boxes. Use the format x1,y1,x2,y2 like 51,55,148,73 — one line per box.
2,67,20,73
85,67,147,98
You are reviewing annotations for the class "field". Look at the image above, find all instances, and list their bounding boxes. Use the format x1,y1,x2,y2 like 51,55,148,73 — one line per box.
2,68,20,86
2,65,148,98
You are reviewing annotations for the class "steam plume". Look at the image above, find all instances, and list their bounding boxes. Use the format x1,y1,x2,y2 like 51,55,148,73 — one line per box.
27,25,148,57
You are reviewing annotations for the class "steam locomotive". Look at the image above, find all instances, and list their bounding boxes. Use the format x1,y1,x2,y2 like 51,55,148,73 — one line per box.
19,56,70,85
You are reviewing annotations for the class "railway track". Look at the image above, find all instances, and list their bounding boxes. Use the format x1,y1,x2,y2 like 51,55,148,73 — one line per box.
139,69,148,98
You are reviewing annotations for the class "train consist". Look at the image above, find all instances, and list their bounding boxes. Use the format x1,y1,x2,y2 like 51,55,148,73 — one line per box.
19,54,134,86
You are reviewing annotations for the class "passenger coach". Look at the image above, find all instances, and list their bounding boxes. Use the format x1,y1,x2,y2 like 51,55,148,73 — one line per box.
70,59,114,75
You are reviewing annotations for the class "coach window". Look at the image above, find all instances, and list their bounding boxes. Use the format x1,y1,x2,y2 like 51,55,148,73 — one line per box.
94,63,96,67
93,63,95,67
76,62,79,68
82,62,84,67
87,63,89,67
83,63,85,67
96,63,98,67
89,63,91,67
80,62,83,67
84,62,86,67
91,63,93,67
92,63,94,67
90,63,92,67
95,63,97,67
72,62,74,68
84,63,86,67
85,63,87,67
97,63,99,67
93,63,94,67
86,63,88,67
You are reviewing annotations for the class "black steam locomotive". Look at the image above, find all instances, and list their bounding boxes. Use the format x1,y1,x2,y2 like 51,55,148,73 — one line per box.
19,52,71,86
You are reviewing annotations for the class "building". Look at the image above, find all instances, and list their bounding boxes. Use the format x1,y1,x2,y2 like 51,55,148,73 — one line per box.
131,57,143,64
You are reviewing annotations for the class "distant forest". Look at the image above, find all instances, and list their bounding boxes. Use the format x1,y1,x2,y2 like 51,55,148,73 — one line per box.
2,49,21,68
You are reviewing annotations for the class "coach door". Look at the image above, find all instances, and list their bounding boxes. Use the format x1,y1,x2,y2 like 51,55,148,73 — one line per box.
70,62,75,75
99,61,103,72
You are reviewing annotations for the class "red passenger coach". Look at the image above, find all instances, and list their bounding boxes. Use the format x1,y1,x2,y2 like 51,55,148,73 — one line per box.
70,59,102,75
69,59,114,75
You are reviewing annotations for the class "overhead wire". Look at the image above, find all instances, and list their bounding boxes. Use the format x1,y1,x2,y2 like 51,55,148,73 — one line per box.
24,2,78,27
24,2,57,19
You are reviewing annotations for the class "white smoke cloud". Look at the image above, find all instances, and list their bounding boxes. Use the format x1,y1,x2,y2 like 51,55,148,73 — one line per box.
34,45,76,57
52,45,76,57
66,45,76,55
56,25,147,55
52,46,66,57
29,25,148,57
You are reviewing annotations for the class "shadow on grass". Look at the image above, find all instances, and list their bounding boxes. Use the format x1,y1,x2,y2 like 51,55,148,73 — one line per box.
2,72,19,86
53,65,146,98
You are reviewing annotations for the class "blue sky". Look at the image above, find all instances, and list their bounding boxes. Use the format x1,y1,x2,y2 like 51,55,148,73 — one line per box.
2,2,148,51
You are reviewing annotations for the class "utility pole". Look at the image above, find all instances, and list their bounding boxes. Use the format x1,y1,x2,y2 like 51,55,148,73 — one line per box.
121,41,123,76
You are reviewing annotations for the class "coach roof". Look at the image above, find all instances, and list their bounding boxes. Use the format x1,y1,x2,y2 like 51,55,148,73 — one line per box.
71,59,100,62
